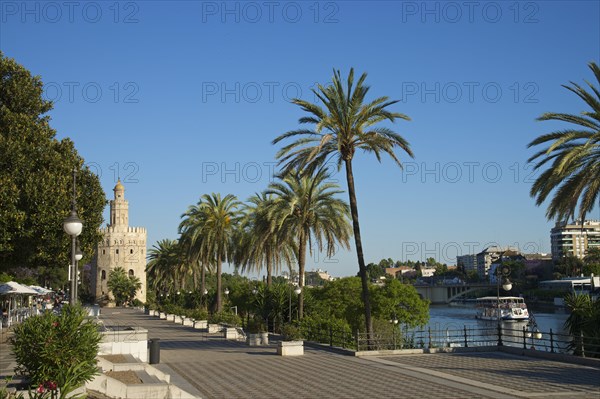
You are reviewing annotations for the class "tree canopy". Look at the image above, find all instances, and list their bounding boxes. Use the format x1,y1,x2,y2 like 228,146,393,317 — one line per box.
0,52,105,288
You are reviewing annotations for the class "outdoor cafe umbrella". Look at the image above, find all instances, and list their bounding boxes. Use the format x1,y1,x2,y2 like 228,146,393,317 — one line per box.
27,285,53,295
0,282,38,327
0,281,38,295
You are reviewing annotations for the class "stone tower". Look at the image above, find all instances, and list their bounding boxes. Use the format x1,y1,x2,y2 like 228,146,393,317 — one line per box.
92,180,147,305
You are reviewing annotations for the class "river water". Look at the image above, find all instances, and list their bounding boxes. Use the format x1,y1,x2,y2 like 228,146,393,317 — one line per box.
425,303,570,337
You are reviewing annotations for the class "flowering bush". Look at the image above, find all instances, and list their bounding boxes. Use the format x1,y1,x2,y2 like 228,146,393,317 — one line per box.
10,304,102,399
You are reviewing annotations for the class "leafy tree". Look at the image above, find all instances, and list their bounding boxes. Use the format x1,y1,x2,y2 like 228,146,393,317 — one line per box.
583,247,600,276
361,262,385,281
556,255,584,278
0,52,105,287
311,277,365,332
107,266,141,306
310,277,429,333
371,279,429,329
528,62,600,222
266,168,352,318
273,68,413,340
11,304,102,398
466,270,480,283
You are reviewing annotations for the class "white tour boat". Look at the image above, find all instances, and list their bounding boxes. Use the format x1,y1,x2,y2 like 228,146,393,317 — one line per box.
475,296,529,321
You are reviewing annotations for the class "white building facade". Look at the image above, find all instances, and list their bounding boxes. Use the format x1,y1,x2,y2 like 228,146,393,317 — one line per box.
551,220,600,260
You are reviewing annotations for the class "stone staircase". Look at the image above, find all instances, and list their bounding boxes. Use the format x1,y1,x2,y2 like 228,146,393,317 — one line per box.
86,354,199,399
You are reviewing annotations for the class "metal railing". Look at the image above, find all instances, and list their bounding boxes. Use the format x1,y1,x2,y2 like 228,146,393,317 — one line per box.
302,325,356,349
354,325,600,357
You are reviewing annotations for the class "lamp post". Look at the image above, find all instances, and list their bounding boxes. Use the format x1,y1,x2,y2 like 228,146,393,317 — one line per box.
63,168,83,305
389,314,399,350
288,277,300,323
495,252,512,346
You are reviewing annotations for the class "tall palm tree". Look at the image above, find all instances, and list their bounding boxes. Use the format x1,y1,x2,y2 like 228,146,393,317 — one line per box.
237,193,295,286
266,168,352,318
189,193,242,312
179,203,215,301
146,238,184,295
528,62,600,222
272,68,413,337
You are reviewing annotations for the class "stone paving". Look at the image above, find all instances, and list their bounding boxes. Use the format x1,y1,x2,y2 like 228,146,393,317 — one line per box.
1,308,599,399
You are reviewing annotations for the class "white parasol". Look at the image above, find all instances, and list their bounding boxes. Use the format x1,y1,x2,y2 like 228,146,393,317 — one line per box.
0,282,37,327
27,285,53,295
0,281,38,295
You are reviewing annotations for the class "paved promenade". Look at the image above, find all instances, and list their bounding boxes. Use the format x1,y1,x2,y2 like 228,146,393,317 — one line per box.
1,308,599,398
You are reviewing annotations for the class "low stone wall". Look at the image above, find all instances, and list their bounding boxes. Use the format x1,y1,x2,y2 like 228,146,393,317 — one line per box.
99,327,149,362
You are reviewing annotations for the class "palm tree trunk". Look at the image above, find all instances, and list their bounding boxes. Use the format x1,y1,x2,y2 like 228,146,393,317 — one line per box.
344,159,373,341
216,258,222,312
298,233,306,319
200,260,206,309
266,256,273,287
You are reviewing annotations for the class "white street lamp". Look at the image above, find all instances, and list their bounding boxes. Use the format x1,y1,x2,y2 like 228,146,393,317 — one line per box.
63,168,83,304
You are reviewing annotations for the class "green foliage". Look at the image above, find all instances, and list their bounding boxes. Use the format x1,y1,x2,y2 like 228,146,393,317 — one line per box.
280,323,302,341
563,294,600,357
362,263,385,281
371,279,429,329
185,308,209,320
583,248,600,276
208,311,241,326
527,62,600,221
311,277,365,332
309,277,429,333
10,304,101,397
0,52,106,284
555,255,584,278
246,316,267,333
107,267,141,306
265,168,352,319
298,315,353,348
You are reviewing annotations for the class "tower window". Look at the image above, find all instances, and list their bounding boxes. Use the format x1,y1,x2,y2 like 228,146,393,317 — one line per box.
130,249,133,254
101,270,106,280
102,249,105,255
129,269,134,276
116,249,119,255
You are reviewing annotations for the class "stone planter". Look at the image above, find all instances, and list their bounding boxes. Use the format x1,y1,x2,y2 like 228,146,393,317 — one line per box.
246,333,262,346
174,315,183,324
224,327,240,340
194,320,208,330
208,323,221,334
277,341,304,356
159,312,167,319
260,332,269,345
166,314,176,322
183,318,194,327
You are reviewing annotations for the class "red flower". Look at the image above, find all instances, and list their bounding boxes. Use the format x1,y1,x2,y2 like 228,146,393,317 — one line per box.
52,321,59,327
37,384,45,393
44,380,57,390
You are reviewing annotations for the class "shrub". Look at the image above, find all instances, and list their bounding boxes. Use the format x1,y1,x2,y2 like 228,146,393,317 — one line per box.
298,315,353,348
10,304,102,399
185,308,209,320
245,316,267,333
208,311,241,326
280,323,302,341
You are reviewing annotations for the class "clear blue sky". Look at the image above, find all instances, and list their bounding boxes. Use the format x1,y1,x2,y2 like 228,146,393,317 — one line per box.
2,1,599,276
